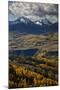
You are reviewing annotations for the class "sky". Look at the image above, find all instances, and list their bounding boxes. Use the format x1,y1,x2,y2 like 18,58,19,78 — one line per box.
8,1,58,24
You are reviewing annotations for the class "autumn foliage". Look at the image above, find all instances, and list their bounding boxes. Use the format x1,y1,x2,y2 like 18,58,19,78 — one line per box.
9,60,58,88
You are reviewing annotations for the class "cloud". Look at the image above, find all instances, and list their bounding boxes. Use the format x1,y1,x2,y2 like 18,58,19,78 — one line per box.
8,1,58,23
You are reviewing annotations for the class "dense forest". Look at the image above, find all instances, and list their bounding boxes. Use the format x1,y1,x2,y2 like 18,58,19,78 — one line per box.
9,54,58,88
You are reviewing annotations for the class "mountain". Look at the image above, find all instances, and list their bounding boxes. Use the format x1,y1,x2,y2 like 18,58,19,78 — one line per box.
35,18,52,26
9,17,34,25
41,18,52,25
34,21,42,26
9,17,58,35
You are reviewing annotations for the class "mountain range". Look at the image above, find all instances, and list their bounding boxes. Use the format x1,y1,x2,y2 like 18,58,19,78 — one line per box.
9,17,58,35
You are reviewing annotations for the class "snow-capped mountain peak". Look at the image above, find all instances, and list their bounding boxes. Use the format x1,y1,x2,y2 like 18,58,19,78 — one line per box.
35,18,52,26
9,17,29,24
20,18,26,23
35,21,42,26
9,17,52,26
18,17,29,24
41,18,52,25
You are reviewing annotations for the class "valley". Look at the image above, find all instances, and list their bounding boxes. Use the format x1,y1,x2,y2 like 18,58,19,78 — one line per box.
9,32,58,88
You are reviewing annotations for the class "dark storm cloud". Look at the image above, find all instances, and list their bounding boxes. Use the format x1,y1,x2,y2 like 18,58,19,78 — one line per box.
8,1,58,23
